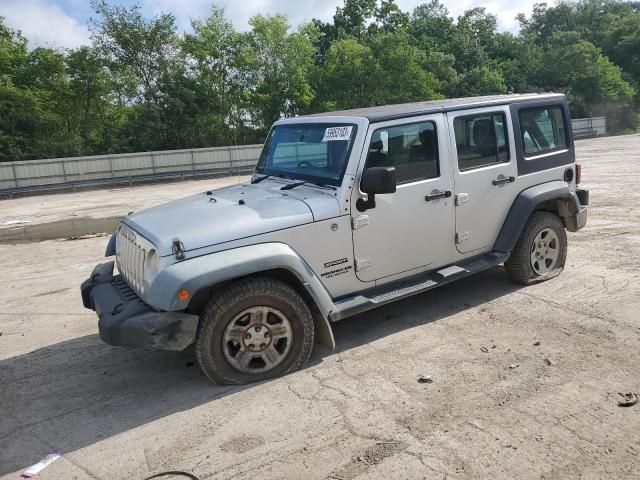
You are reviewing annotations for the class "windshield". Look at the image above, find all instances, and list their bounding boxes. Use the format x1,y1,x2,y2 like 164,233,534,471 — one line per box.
255,123,358,186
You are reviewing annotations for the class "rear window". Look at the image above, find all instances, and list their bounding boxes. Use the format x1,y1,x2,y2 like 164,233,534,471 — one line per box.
519,106,567,157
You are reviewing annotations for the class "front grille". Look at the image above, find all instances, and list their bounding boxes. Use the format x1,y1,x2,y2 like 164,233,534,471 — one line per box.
115,224,153,295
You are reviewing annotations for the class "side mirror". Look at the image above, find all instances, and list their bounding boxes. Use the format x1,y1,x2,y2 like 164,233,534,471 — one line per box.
356,167,396,212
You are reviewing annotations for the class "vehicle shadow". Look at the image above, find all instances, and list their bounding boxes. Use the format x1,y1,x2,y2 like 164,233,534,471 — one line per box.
0,267,520,476
331,267,522,353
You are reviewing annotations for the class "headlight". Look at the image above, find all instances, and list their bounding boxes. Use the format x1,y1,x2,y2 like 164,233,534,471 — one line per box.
146,249,160,275
142,249,161,293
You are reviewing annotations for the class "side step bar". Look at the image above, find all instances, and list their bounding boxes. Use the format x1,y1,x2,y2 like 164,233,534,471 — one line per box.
328,251,509,322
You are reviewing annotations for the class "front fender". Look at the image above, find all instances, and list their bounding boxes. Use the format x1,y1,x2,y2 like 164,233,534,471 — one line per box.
146,243,337,350
105,231,116,257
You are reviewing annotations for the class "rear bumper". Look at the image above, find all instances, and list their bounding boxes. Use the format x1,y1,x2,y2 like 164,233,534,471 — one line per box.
81,261,198,351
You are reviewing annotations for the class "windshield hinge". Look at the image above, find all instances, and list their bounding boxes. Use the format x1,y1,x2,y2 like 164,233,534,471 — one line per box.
455,193,470,206
172,238,185,260
455,232,470,244
355,257,372,271
351,214,369,230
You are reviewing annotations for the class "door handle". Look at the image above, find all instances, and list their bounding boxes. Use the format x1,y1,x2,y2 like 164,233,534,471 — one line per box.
425,190,452,201
492,176,515,186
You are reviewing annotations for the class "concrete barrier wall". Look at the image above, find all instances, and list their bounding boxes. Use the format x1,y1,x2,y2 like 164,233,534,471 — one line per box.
0,117,605,193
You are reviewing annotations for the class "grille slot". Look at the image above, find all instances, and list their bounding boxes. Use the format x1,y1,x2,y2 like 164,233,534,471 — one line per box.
115,224,152,296
113,276,144,304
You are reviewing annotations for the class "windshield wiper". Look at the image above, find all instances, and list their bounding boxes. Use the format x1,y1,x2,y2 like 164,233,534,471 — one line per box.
280,180,335,191
280,181,306,190
251,174,271,184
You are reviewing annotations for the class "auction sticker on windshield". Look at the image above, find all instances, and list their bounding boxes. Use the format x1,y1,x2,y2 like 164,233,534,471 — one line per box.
323,126,353,142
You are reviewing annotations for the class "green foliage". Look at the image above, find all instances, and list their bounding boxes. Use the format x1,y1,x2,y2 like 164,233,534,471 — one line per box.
246,15,318,129
334,0,377,39
539,34,634,107
450,66,507,97
316,38,380,110
1,0,640,162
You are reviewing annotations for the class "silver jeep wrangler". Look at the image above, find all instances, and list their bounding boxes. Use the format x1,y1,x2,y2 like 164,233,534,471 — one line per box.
81,93,589,384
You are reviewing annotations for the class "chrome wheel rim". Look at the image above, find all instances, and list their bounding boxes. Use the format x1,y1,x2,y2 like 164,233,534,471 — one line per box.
222,306,293,374
530,227,560,275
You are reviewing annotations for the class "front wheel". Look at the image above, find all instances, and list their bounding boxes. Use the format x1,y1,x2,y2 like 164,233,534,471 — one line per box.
195,277,315,384
504,211,568,285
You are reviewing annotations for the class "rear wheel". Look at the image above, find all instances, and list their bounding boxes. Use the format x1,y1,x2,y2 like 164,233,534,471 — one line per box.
195,277,314,385
505,211,567,285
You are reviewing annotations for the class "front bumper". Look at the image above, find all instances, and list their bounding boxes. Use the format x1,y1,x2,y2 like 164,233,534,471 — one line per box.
81,261,198,351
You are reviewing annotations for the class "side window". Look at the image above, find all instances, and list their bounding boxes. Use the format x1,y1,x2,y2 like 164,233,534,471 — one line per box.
519,106,567,156
454,112,509,171
364,121,439,184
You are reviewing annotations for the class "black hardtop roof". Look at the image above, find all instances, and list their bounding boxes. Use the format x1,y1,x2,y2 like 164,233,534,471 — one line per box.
308,93,565,122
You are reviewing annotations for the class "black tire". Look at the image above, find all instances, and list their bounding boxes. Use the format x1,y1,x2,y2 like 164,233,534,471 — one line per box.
504,211,567,285
195,277,314,385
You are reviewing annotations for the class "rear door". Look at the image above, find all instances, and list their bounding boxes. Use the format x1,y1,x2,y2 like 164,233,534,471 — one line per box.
351,114,455,282
448,106,518,254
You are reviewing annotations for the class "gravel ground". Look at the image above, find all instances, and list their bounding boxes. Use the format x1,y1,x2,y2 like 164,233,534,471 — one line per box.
1,134,639,480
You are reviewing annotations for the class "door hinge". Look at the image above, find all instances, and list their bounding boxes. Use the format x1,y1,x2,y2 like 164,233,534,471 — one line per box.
355,257,372,271
455,193,470,206
351,214,369,230
455,231,470,244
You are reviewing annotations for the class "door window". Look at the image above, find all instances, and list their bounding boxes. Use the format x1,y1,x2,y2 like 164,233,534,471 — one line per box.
454,113,509,171
518,106,567,156
364,121,439,184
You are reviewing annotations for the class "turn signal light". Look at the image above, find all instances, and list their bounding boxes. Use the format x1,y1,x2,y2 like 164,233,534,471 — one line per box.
177,289,190,302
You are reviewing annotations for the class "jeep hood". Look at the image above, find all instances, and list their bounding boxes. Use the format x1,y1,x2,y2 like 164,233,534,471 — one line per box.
123,182,339,257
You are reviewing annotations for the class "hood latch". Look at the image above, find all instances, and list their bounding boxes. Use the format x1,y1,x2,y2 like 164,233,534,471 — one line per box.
172,238,186,260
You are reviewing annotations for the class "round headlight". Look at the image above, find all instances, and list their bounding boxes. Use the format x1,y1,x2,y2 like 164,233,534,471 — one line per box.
146,249,159,274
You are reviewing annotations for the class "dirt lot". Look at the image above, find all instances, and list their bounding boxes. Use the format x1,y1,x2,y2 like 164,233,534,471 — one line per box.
1,134,640,480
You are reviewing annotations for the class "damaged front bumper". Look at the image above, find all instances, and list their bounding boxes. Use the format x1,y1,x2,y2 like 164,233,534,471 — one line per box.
81,261,198,351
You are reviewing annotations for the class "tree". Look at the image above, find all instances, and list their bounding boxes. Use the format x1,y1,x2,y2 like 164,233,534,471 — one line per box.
334,0,377,39
245,15,317,129
0,17,28,80
314,38,380,110
65,46,113,152
90,0,190,151
368,32,442,103
373,0,409,33
91,0,179,105
408,1,455,52
539,33,635,109
491,33,544,92
183,7,250,145
450,8,498,72
450,66,507,97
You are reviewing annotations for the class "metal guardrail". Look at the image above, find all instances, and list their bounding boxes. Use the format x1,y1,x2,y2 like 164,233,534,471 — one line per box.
0,117,606,197
0,144,262,197
572,117,606,138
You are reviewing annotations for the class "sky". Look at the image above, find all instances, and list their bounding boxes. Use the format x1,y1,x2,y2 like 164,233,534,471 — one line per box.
0,0,537,50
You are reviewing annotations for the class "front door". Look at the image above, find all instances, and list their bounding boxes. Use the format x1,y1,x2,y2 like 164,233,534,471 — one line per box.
448,106,519,254
352,115,455,282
